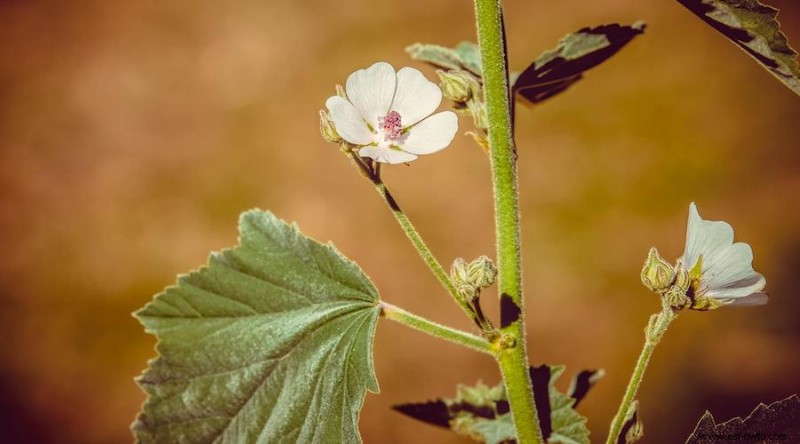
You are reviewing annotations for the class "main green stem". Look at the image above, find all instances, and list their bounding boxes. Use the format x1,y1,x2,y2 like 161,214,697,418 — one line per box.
606,306,676,444
380,301,494,355
473,1,543,443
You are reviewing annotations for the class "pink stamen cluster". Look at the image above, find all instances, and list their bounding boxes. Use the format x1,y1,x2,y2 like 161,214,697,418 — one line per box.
379,110,403,142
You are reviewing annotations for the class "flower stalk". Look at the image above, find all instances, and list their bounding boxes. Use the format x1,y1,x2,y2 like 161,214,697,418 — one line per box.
345,153,478,322
606,302,677,444
473,0,543,442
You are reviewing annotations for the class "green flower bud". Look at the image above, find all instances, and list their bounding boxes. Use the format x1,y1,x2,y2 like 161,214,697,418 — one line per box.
436,69,478,103
467,255,497,290
319,110,342,144
450,257,470,287
641,247,675,293
468,100,488,130
456,285,478,303
664,286,690,310
673,262,690,293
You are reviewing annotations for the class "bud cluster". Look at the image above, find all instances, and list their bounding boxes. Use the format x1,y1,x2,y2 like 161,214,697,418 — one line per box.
640,247,691,310
436,69,488,149
451,256,498,336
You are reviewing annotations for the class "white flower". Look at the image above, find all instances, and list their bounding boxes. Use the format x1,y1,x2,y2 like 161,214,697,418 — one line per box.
325,62,458,164
680,202,767,309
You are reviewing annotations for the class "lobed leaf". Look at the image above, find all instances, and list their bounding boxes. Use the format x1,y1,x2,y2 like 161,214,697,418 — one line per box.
393,365,596,444
133,209,381,443
677,0,800,95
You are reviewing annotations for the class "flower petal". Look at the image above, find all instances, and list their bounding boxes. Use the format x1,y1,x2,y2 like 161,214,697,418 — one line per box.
359,146,417,164
346,62,396,129
681,203,767,302
703,242,766,298
325,96,374,145
399,111,458,155
681,202,735,271
727,292,768,307
390,67,442,126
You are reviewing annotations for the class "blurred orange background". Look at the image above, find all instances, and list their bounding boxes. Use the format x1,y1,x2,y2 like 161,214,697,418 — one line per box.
1,0,799,442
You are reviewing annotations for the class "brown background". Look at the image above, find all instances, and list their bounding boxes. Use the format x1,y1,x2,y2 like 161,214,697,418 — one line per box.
1,0,799,442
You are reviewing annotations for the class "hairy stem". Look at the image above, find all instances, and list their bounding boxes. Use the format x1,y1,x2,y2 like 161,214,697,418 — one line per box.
380,301,494,355
373,181,478,320
473,0,543,442
347,153,477,322
606,306,677,444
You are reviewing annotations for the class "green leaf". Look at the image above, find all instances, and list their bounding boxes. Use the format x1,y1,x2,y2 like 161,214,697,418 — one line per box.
466,415,516,444
617,400,643,444
513,23,646,105
406,42,483,75
408,23,643,109
454,42,483,76
543,366,590,444
132,209,381,443
393,365,594,444
686,394,800,443
677,0,800,95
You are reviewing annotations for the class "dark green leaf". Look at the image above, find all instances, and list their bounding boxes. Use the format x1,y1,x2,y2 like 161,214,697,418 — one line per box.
677,0,800,95
513,23,646,105
133,210,381,443
567,369,605,408
686,394,800,443
393,365,594,444
544,366,589,444
617,400,643,444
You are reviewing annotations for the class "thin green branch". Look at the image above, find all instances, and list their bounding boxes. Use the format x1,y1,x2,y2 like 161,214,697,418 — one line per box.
472,0,543,442
380,301,494,355
606,306,677,444
346,152,477,322
373,181,457,298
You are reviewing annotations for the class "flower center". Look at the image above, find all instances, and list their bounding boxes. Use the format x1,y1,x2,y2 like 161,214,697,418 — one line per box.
378,110,403,142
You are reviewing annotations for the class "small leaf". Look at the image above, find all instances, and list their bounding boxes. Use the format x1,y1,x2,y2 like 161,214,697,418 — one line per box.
454,41,483,75
513,23,646,105
544,366,590,444
567,369,605,408
133,210,381,443
677,0,800,95
467,415,516,444
406,43,476,73
686,394,800,443
393,365,593,444
617,400,643,444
